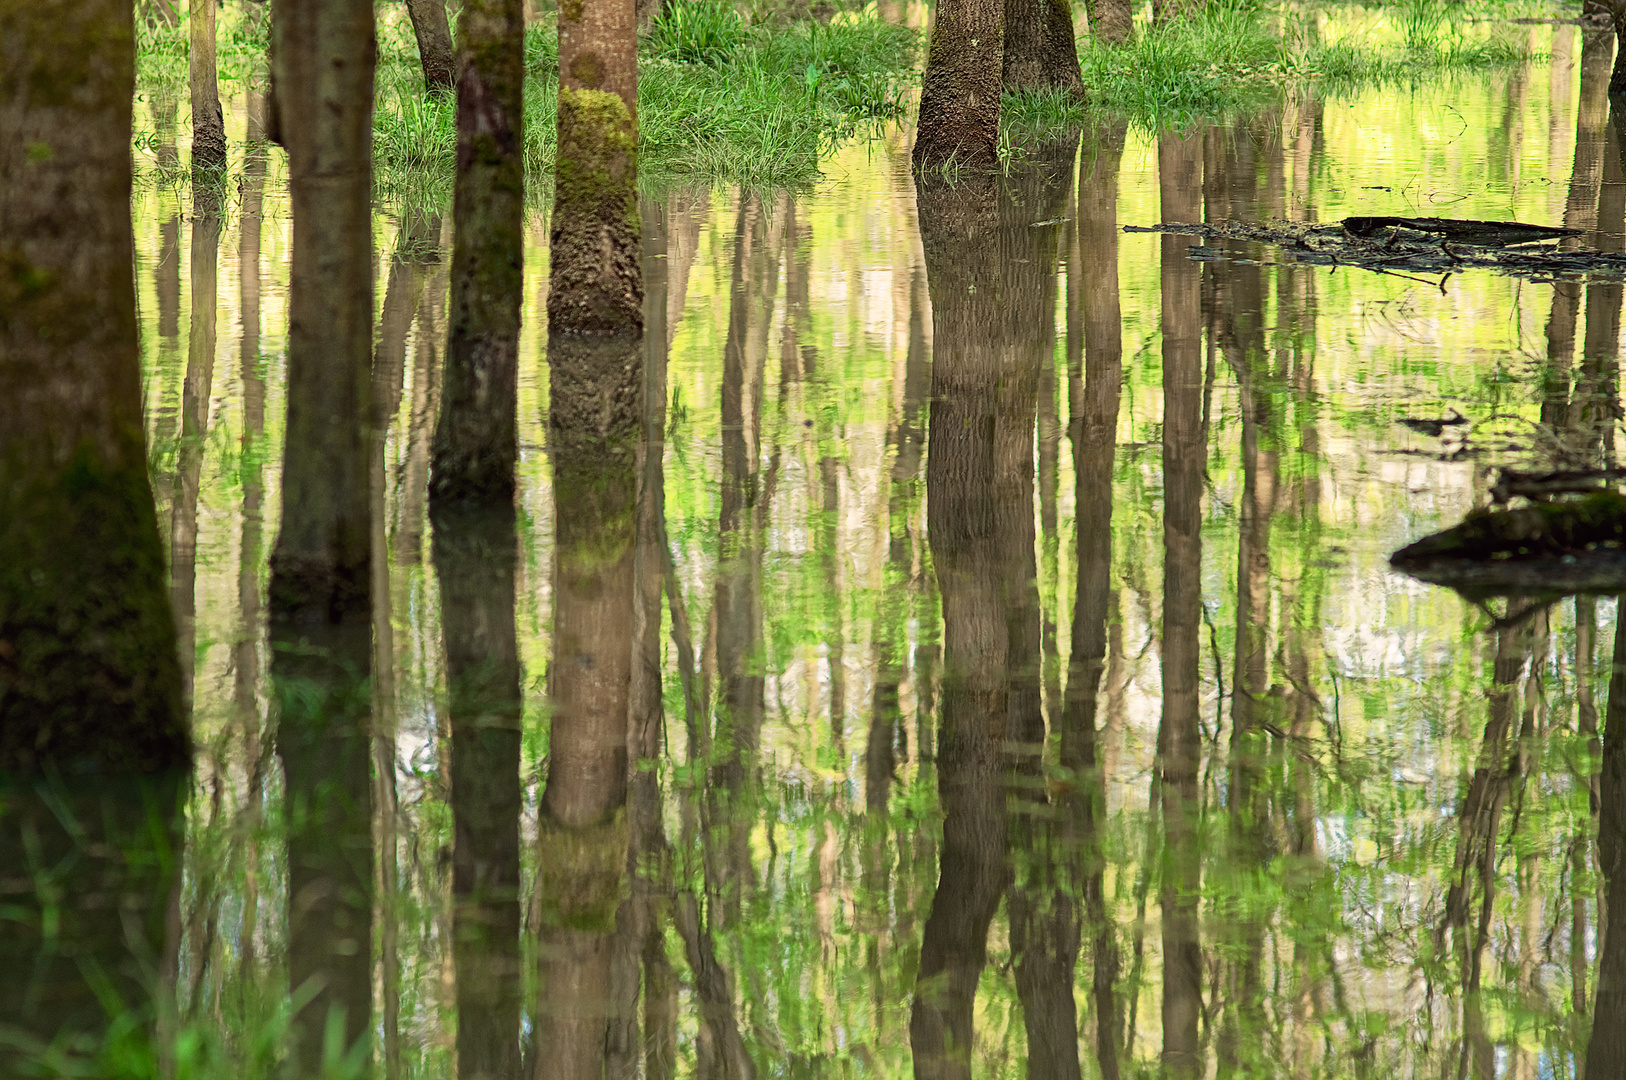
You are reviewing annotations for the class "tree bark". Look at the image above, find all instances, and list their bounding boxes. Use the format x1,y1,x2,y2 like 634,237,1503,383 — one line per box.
430,0,525,504
535,327,641,1080
1002,0,1082,95
1156,127,1204,1080
436,503,525,1080
913,0,1003,171
1064,117,1127,1080
189,0,226,169
910,169,1009,1080
1585,606,1626,1078
1153,0,1201,23
1000,136,1083,1080
1084,0,1131,44
551,0,641,335
0,0,187,774
407,0,459,92
268,0,377,1069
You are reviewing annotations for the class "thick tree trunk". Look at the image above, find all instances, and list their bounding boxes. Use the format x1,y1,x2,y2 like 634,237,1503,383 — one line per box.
552,0,641,334
430,0,525,504
1085,0,1132,44
1002,0,1082,95
189,0,226,169
1156,128,1204,1080
913,0,1003,171
910,170,1009,1080
0,0,187,773
407,0,459,91
268,0,376,1069
1000,136,1083,1080
0,0,187,1071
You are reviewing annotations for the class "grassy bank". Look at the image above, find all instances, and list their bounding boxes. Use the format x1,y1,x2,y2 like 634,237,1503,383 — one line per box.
1004,0,1532,139
134,0,1534,193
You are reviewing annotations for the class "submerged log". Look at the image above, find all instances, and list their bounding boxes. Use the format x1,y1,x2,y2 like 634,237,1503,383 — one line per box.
1391,492,1626,600
1342,216,1582,246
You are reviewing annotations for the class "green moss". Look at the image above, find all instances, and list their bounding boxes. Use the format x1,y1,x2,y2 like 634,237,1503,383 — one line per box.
535,808,629,933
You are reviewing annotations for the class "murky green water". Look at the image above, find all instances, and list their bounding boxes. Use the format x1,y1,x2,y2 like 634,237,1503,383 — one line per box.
93,21,1626,1079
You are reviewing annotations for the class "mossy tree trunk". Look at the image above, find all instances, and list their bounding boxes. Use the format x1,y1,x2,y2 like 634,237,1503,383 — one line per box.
407,0,459,92
536,0,641,1058
1156,128,1204,1080
189,0,226,169
1002,0,1082,96
268,0,377,1069
0,0,188,774
551,0,641,334
430,0,525,505
912,0,1003,171
0,0,188,1068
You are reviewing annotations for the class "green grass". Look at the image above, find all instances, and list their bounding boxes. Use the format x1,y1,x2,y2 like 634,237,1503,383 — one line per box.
1002,0,1532,142
371,1,918,197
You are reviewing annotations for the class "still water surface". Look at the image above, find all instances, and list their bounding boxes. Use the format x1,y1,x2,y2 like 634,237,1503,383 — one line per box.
114,22,1626,1079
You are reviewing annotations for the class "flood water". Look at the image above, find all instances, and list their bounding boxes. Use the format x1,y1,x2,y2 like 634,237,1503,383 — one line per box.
102,21,1626,1080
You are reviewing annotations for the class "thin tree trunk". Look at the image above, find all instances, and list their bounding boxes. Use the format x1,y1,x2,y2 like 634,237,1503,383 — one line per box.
0,2,189,1066
1156,127,1204,1080
189,0,226,168
912,0,1003,170
430,0,525,504
1065,117,1128,1080
1585,603,1626,1078
172,184,222,711
268,0,377,1068
407,0,459,91
1002,0,1081,95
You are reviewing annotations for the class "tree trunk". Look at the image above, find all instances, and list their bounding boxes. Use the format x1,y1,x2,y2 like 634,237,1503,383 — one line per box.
1156,127,1204,1080
552,0,641,335
1002,0,1082,95
1064,117,1127,1080
407,0,459,91
189,0,226,169
1153,0,1200,22
172,184,222,712
1585,605,1626,1078
1085,0,1132,44
1,0,187,1069
436,503,525,1080
910,169,1009,1080
268,0,377,1069
1000,135,1083,1080
913,0,1003,171
0,0,188,774
430,0,525,505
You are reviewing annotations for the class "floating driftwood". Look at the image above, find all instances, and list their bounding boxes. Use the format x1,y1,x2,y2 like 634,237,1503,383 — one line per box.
1124,216,1626,284
1391,491,1626,601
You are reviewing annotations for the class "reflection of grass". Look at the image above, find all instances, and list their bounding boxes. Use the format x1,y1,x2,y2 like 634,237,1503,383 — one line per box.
1002,0,1530,139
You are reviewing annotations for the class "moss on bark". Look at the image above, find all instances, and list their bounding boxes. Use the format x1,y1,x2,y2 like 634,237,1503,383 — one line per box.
550,87,643,335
